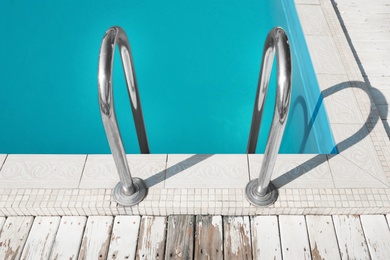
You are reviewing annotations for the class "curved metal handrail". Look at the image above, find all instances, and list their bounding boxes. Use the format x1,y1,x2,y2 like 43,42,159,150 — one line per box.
98,26,149,206
245,27,292,206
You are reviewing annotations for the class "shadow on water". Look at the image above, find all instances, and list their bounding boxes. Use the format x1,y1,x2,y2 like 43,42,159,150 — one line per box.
273,80,388,188
290,95,310,154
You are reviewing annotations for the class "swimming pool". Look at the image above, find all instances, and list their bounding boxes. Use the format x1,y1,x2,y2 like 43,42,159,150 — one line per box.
0,0,336,154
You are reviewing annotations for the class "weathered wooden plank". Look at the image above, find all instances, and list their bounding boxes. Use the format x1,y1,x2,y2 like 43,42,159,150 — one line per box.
340,12,390,21
343,32,390,43
360,215,390,260
306,216,341,260
356,61,390,70
223,216,252,260
165,215,194,259
279,215,311,260
107,216,141,260
251,216,282,260
78,216,113,260
136,216,167,260
333,215,370,260
366,76,390,88
0,216,34,260
341,24,390,33
362,68,390,77
338,5,390,14
195,215,223,259
343,1,390,5
49,216,87,260
353,41,390,53
20,216,61,260
355,52,390,63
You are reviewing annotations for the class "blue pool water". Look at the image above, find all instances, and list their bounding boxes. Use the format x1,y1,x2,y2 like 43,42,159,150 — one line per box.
0,0,337,154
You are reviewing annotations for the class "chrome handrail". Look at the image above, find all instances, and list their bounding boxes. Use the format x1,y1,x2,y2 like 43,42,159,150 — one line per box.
98,26,148,206
245,27,292,207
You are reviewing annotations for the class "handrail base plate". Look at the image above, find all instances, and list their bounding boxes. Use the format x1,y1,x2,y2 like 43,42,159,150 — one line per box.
113,178,148,206
245,180,278,207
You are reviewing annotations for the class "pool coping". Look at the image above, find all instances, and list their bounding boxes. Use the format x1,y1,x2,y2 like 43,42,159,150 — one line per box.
1,0,390,216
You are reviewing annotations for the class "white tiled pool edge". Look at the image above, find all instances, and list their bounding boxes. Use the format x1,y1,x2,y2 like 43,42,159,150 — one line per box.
1,0,390,216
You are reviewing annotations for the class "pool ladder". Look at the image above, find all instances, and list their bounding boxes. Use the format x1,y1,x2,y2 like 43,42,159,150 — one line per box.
97,26,291,207
98,26,149,206
245,27,292,206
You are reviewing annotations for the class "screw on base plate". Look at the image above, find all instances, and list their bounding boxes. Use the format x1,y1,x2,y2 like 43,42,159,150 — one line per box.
113,177,148,206
245,179,278,207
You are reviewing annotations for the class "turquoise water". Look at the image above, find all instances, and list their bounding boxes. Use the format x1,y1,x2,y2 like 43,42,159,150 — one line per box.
0,0,337,154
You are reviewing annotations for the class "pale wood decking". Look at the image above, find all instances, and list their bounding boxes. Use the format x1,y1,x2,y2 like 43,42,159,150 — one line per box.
1,215,390,259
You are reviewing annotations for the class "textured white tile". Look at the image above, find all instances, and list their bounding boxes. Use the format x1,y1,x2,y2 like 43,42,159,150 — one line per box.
317,74,365,123
165,154,249,188
367,76,390,89
80,154,166,188
328,155,388,188
0,155,86,188
306,36,346,75
296,5,331,36
331,124,388,184
248,154,334,188
79,155,117,188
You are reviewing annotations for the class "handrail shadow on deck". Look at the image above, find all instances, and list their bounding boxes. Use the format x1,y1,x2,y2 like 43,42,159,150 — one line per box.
144,154,213,188
144,82,387,189
273,80,389,188
331,0,390,137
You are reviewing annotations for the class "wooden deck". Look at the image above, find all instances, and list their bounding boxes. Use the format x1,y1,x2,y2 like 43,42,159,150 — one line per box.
1,214,390,259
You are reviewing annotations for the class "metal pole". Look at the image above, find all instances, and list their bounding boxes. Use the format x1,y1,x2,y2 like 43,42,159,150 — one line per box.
245,27,292,207
98,26,149,206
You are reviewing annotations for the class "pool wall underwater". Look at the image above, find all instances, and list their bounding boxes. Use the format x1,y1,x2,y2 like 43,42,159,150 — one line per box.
0,0,336,154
